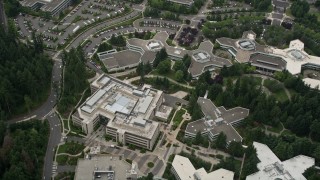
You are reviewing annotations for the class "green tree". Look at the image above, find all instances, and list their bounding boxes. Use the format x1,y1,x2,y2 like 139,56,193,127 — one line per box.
175,70,184,82
290,0,310,18
157,60,171,74
228,141,244,157
194,131,203,145
153,48,168,68
216,132,227,149
24,95,32,113
315,0,320,8
136,62,144,76
144,62,152,74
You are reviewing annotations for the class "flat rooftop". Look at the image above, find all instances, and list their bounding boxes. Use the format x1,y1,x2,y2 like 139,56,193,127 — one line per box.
189,41,232,77
302,78,320,90
77,74,163,138
249,53,286,72
118,31,232,77
98,50,142,71
271,40,320,75
172,155,234,180
74,155,134,180
20,0,68,11
216,31,271,63
185,97,249,142
246,142,315,180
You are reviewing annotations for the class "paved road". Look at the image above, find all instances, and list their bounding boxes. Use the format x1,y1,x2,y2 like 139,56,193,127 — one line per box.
43,112,62,179
67,10,141,50
7,51,63,180
8,58,63,123
57,165,76,173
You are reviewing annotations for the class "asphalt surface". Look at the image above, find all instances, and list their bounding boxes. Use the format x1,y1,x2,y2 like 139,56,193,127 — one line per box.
43,112,62,180
7,51,63,180
8,59,62,123
67,10,140,50
163,94,188,109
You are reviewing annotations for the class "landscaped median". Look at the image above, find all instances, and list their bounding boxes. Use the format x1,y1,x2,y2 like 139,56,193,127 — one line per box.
56,141,85,165
172,109,186,130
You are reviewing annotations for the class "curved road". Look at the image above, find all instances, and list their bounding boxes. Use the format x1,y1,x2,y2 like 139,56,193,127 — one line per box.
7,53,63,180
10,6,185,180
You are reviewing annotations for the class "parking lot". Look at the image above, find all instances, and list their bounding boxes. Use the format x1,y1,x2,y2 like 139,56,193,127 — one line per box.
15,0,128,49
101,145,164,176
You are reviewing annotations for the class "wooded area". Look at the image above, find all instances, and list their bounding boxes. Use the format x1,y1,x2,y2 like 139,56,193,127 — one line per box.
0,25,53,120
0,120,49,179
57,47,89,114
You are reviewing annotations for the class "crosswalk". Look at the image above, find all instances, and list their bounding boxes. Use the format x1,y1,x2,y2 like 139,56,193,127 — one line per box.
52,164,57,175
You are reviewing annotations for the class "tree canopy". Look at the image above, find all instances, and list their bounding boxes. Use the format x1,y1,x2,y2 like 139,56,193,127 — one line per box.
290,0,310,18
0,120,49,179
0,25,53,120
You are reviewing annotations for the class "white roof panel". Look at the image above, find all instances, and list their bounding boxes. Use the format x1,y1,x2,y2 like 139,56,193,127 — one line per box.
86,89,106,107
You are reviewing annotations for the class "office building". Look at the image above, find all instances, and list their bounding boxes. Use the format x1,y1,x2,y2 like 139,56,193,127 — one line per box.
72,74,171,150
99,31,232,78
171,155,234,180
74,155,139,180
20,0,72,16
246,142,315,180
184,97,249,146
216,31,320,75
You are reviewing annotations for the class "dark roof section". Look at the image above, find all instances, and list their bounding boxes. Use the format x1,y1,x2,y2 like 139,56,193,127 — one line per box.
249,53,286,72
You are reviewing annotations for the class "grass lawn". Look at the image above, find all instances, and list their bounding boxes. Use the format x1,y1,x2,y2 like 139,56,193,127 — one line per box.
263,79,288,102
166,39,175,46
273,88,289,102
117,72,138,80
267,123,283,133
282,129,295,136
151,69,188,85
172,109,186,130
56,155,80,165
132,77,191,94
166,108,176,124
253,77,262,86
63,120,69,131
285,8,293,18
58,142,85,155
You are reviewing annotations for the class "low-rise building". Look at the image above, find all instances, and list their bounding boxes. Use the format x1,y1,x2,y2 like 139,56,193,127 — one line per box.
99,31,232,78
171,155,234,180
246,142,315,180
72,74,171,150
216,31,320,75
74,155,139,180
20,0,72,16
184,97,249,145
217,31,320,87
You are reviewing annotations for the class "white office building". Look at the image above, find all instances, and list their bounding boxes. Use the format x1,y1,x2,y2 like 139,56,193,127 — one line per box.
246,142,315,180
171,155,234,180
72,74,171,150
20,0,72,16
